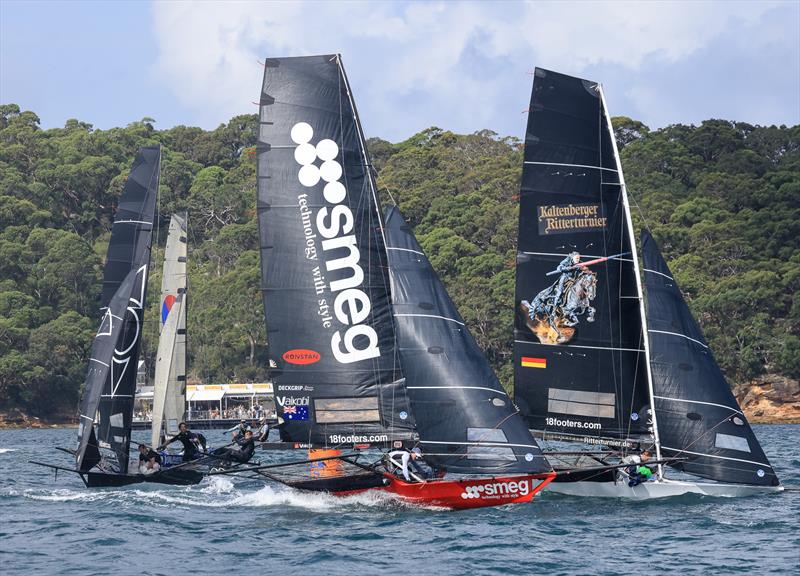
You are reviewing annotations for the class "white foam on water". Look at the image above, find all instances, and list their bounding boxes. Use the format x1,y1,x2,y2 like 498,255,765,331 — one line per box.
0,448,16,454
23,488,115,503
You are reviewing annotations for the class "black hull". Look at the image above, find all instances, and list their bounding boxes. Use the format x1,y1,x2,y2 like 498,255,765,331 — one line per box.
552,467,617,483
84,468,205,488
280,472,388,494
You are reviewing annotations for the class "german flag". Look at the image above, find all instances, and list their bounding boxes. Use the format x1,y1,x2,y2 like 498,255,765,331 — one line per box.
521,356,547,369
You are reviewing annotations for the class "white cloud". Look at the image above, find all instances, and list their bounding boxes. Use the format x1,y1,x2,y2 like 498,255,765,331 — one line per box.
150,0,796,138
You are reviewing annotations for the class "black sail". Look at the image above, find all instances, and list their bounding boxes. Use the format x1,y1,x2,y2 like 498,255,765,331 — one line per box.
257,55,414,447
513,69,650,444
77,146,159,473
642,231,779,486
385,207,550,474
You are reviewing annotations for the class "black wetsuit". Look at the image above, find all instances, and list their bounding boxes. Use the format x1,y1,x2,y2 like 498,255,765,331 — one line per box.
163,431,206,462
138,449,162,466
215,437,256,465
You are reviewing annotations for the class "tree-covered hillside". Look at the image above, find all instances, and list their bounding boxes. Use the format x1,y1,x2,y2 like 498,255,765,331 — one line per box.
0,103,797,418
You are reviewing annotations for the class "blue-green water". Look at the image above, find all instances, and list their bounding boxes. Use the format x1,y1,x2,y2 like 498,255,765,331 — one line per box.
1,425,798,575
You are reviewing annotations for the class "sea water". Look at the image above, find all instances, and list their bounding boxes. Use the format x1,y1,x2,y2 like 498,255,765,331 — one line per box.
1,425,798,575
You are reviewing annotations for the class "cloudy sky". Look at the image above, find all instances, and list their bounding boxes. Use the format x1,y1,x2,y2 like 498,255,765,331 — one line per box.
2,0,798,141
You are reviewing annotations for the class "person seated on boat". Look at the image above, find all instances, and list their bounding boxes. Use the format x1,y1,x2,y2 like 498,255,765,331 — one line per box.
137,444,162,475
256,416,271,442
159,422,208,462
387,447,429,482
214,430,256,466
623,449,655,487
231,419,250,442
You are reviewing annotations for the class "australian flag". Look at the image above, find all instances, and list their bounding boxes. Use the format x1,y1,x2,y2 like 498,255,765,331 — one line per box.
283,405,309,421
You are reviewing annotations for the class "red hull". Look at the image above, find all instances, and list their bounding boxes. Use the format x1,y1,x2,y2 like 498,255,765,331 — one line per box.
338,472,556,510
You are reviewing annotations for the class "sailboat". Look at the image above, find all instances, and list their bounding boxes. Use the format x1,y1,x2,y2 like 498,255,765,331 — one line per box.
150,212,188,451
243,54,555,509
32,147,203,487
513,68,781,498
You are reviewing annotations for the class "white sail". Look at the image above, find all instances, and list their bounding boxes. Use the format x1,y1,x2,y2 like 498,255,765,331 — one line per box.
151,213,188,447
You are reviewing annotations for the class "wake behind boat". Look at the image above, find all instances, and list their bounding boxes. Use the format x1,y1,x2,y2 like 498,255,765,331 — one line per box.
513,68,781,498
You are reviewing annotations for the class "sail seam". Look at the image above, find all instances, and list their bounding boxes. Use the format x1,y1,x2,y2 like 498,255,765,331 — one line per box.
660,446,772,468
407,386,508,396
653,395,742,414
523,161,618,173
113,220,153,226
643,268,674,281
521,251,634,262
420,440,541,449
394,313,465,326
648,329,708,349
386,247,425,256
514,339,644,353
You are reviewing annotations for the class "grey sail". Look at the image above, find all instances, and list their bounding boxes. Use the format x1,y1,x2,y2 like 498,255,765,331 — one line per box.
642,231,779,486
385,206,550,475
151,213,188,447
77,146,160,473
256,55,414,447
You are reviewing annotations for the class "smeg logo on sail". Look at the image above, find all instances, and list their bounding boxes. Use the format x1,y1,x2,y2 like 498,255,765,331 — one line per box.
290,122,380,365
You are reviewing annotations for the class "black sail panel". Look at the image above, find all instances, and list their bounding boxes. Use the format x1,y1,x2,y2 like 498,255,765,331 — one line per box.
513,69,650,444
385,207,550,474
76,270,137,472
83,146,159,473
257,55,414,447
642,231,779,486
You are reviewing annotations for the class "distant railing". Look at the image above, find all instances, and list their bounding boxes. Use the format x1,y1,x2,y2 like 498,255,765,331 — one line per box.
133,409,276,422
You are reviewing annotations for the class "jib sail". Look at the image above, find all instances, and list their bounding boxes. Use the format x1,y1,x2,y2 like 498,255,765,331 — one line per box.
385,206,550,474
151,212,188,447
256,55,414,447
513,69,651,445
77,146,160,473
642,231,779,486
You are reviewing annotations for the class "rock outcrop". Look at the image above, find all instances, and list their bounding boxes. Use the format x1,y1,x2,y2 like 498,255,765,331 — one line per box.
734,374,800,424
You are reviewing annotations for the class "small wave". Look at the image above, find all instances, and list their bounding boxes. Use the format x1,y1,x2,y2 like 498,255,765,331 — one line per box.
0,448,16,454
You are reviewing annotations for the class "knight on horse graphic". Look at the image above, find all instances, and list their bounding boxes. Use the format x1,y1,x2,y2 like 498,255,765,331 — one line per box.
520,252,597,344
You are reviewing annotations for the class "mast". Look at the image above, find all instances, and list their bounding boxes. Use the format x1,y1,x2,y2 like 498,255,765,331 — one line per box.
597,85,663,476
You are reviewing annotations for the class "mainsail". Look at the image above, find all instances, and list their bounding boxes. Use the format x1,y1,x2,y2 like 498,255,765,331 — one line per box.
151,213,188,447
642,231,779,486
513,68,651,445
256,55,414,447
385,206,550,474
77,145,160,473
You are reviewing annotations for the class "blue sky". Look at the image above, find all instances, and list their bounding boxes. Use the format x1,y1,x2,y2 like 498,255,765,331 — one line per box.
2,0,798,142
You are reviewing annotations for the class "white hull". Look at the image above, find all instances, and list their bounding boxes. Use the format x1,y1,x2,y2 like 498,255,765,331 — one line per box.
545,477,783,499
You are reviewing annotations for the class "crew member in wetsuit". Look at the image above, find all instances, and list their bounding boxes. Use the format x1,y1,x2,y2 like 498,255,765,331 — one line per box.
387,447,429,482
623,449,655,487
256,416,270,442
214,430,256,466
231,419,249,442
159,422,207,462
137,444,162,474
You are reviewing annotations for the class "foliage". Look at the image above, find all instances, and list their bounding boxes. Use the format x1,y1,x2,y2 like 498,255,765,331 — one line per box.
0,103,797,416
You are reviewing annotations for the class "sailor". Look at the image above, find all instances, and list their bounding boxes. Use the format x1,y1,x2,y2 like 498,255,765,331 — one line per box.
231,419,250,442
160,422,207,462
137,444,162,475
552,251,582,308
623,449,655,487
214,429,256,466
387,447,427,482
256,416,271,442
